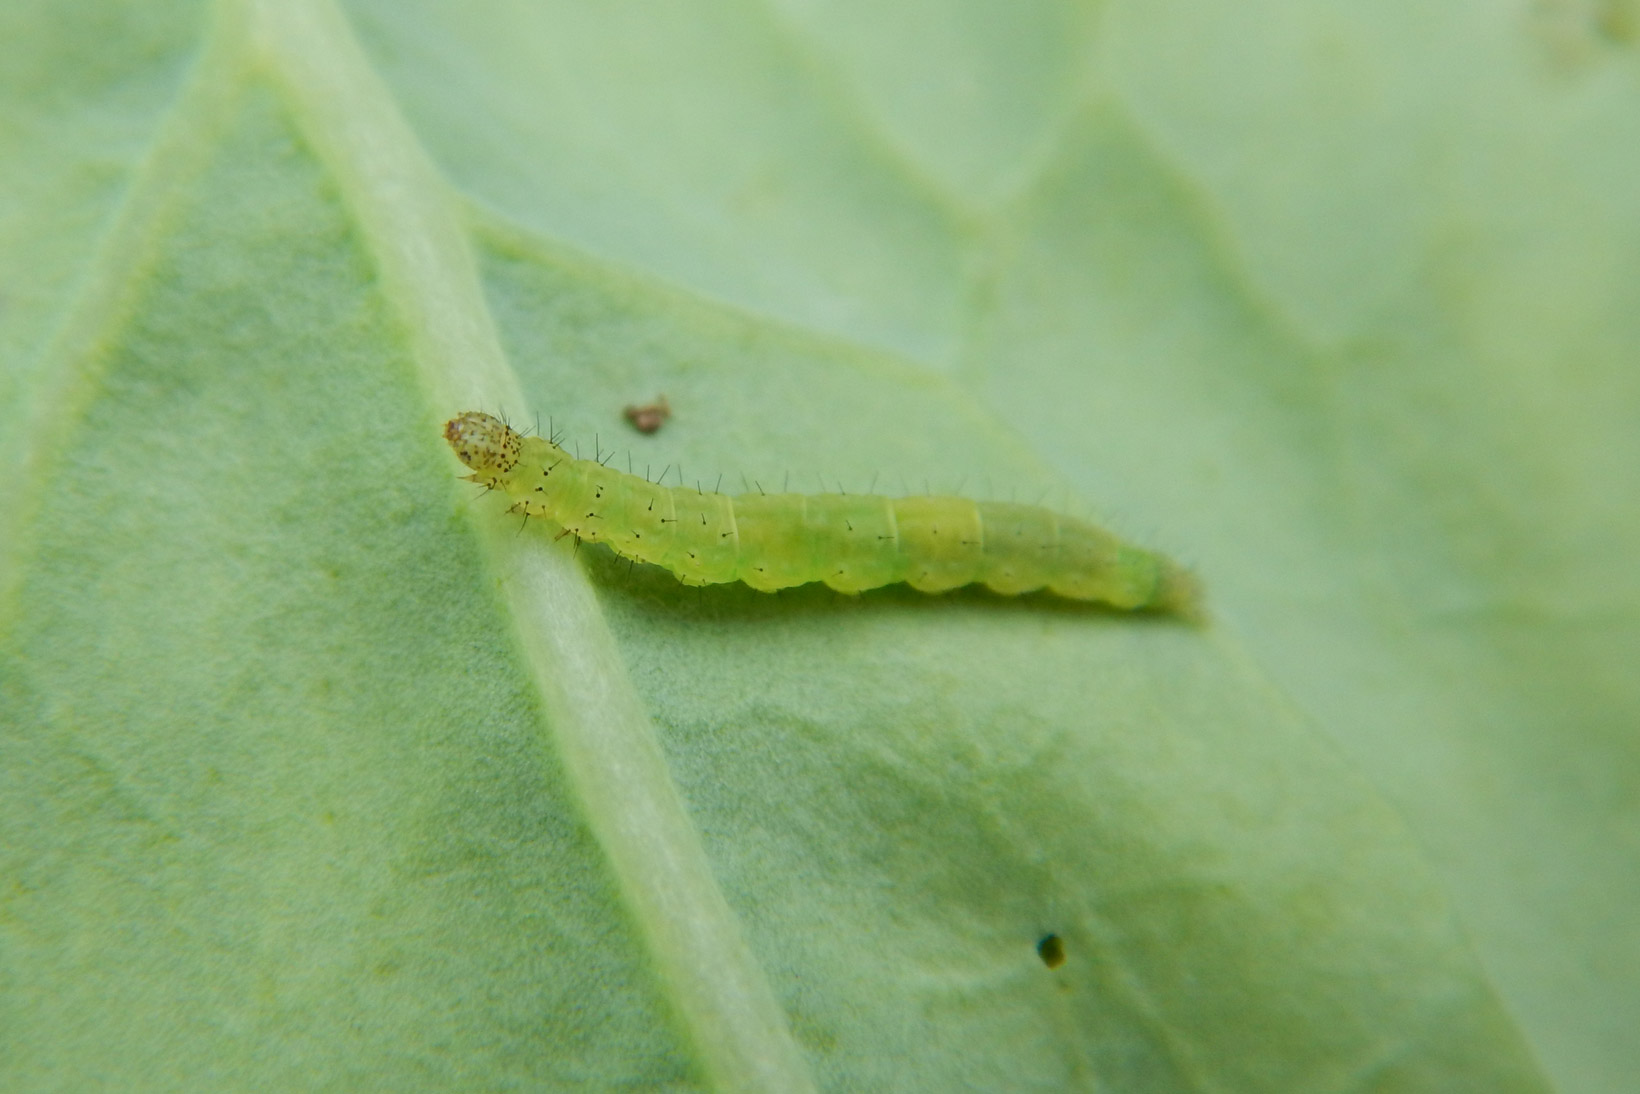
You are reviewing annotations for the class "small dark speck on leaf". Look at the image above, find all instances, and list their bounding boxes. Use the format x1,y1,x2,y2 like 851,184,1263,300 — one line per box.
624,395,672,434
1037,933,1065,969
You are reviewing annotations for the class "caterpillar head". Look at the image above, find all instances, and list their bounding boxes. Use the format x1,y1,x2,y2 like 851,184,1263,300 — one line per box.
444,411,522,475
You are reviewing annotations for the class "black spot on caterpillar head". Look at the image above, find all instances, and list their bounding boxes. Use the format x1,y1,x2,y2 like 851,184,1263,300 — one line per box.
1037,934,1065,969
445,411,522,474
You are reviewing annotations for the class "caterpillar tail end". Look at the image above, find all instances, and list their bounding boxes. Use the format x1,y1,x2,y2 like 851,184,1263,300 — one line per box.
1152,562,1206,622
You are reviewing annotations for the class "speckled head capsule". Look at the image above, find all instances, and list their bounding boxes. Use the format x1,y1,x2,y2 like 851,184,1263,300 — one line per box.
443,411,522,475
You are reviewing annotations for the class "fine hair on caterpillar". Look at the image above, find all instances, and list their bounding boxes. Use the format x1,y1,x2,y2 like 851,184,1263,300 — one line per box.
444,410,1200,616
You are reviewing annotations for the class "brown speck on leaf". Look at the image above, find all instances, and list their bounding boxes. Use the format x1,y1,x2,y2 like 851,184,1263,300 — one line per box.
623,395,672,434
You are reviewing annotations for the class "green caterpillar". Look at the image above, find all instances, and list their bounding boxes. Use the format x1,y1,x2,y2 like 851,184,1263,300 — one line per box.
444,411,1199,615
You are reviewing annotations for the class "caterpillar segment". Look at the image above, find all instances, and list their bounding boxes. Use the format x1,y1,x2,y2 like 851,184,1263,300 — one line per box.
444,411,1198,615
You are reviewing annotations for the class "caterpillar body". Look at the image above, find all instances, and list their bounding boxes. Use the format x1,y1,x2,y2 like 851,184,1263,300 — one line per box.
444,411,1199,615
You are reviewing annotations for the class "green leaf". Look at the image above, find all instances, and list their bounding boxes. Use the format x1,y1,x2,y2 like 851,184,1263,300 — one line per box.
4,0,1633,1090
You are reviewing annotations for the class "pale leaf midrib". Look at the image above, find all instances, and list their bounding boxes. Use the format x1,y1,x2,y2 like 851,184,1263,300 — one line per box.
243,0,817,1089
